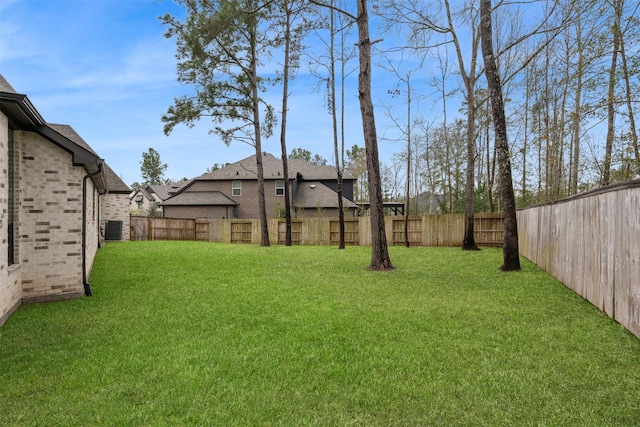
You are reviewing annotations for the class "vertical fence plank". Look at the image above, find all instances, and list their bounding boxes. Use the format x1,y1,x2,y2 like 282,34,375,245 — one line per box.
517,182,640,339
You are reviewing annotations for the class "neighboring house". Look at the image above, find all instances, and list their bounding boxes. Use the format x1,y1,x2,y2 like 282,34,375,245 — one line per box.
129,182,187,216
412,191,444,214
130,186,156,214
160,153,358,219
0,74,130,327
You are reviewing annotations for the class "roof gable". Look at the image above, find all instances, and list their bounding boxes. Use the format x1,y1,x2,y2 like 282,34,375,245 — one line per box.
294,181,358,209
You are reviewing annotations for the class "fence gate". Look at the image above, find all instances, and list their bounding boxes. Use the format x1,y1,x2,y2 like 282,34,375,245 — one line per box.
474,213,504,247
277,220,302,245
231,221,253,243
392,217,423,246
329,219,359,245
130,216,149,241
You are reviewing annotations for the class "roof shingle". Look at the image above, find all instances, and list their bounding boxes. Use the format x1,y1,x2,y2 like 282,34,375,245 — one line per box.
160,191,238,206
197,153,355,181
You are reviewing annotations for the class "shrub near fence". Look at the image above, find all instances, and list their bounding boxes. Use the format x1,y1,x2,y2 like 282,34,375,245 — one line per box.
159,213,503,247
517,179,640,339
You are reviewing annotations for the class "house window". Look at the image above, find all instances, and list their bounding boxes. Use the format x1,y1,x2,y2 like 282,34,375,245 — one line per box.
275,180,284,196
232,180,241,196
8,127,15,265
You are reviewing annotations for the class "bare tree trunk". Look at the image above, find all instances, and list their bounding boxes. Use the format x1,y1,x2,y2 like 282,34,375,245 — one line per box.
340,12,349,223
522,66,530,204
619,16,639,175
436,54,453,213
536,77,543,203
280,0,293,246
480,0,520,271
329,3,346,249
543,43,552,200
486,123,496,212
404,72,411,247
356,0,393,269
250,15,269,247
462,86,480,250
441,0,480,251
571,9,584,195
603,0,621,186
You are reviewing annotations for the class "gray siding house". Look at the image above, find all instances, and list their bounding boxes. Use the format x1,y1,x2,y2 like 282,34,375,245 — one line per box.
0,74,130,326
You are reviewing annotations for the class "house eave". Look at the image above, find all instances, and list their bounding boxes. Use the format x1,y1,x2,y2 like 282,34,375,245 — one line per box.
1,90,106,192
0,92,46,130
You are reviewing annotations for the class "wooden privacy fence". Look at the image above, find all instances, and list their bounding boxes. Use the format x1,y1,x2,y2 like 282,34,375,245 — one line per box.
130,216,196,241
132,212,504,247
517,180,640,339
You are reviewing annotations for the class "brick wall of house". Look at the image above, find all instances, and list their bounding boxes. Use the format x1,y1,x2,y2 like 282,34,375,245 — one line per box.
18,130,88,302
103,193,131,241
84,181,100,282
0,267,21,326
0,113,22,325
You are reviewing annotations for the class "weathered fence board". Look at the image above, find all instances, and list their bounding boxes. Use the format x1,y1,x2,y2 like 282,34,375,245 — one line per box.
130,216,148,241
517,180,640,339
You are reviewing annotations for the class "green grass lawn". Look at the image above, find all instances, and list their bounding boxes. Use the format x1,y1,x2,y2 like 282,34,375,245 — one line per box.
1,241,639,426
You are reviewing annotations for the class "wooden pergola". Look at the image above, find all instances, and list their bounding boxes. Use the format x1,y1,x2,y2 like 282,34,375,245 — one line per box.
356,202,405,216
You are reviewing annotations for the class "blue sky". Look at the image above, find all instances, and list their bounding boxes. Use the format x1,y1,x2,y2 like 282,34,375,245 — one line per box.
0,0,434,187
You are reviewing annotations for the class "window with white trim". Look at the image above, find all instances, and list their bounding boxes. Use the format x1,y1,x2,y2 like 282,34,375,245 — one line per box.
232,180,241,196
275,180,284,196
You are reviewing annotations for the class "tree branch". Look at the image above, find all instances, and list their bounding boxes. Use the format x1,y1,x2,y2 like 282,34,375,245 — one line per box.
308,0,357,22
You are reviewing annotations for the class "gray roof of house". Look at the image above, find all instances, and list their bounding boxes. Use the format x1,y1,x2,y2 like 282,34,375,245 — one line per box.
103,163,131,193
0,74,17,93
196,153,355,181
47,123,99,156
133,186,156,201
294,181,358,209
147,182,189,201
160,191,238,207
0,74,131,193
47,124,130,193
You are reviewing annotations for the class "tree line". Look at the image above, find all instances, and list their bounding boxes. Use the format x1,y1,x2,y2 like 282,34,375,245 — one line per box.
158,0,638,271
377,0,638,212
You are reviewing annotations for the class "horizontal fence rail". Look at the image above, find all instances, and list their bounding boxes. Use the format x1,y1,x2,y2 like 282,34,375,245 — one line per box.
131,213,504,247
